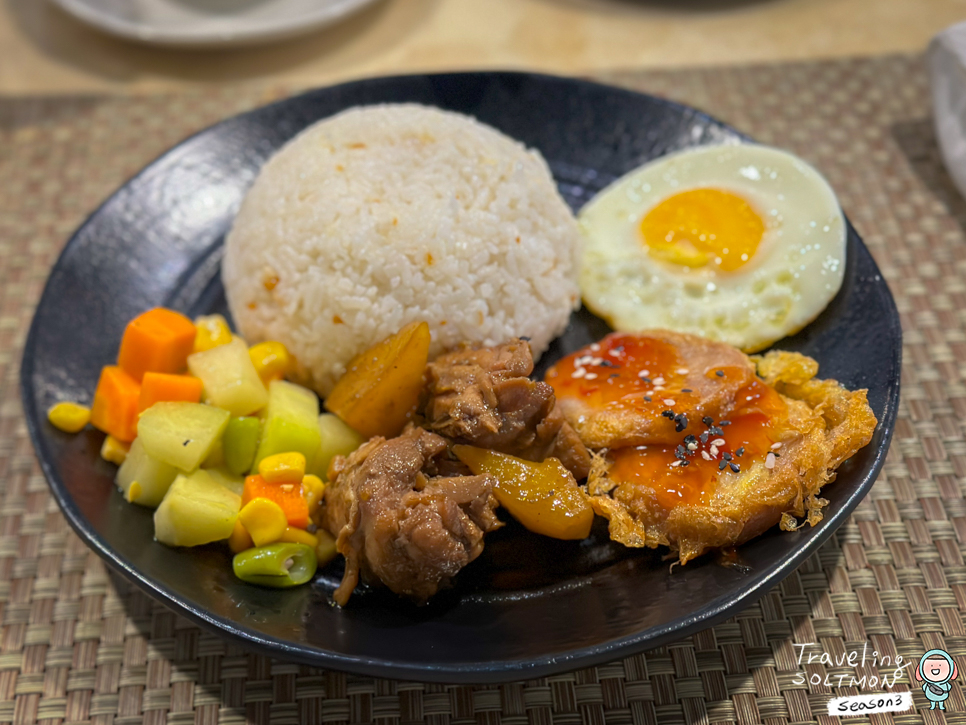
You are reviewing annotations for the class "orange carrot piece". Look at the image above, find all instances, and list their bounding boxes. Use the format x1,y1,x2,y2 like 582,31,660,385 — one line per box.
137,372,203,412
117,308,197,382
90,366,141,442
241,474,309,529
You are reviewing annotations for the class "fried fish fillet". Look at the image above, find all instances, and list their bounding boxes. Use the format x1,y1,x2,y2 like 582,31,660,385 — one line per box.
558,334,876,563
546,329,759,448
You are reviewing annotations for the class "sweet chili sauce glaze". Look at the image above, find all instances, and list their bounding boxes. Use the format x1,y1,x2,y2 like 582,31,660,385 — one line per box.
546,332,786,510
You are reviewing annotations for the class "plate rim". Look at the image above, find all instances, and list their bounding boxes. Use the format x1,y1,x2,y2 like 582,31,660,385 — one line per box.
49,0,381,48
19,70,902,683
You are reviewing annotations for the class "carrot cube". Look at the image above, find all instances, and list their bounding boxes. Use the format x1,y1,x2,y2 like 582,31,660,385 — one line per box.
117,308,196,382
138,372,204,412
90,366,141,442
241,474,309,529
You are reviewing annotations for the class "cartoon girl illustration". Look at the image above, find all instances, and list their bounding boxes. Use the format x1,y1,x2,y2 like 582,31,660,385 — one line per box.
917,649,958,710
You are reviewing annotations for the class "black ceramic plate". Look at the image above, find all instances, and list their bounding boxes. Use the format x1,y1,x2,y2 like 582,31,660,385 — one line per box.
21,73,900,684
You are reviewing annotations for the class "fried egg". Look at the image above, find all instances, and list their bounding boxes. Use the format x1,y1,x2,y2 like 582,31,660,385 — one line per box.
578,144,846,352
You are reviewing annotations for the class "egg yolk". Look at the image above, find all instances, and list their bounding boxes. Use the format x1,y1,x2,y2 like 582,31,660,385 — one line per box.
641,188,764,272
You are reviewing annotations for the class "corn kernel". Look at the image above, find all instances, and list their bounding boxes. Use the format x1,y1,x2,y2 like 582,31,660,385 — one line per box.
258,451,306,484
100,435,130,465
249,341,292,385
238,498,287,547
278,526,318,547
228,519,254,553
302,474,325,514
126,481,142,504
193,314,233,353
47,402,91,433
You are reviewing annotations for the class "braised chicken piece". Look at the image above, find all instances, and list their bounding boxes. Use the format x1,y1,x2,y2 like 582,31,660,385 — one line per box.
422,340,592,479
323,427,501,605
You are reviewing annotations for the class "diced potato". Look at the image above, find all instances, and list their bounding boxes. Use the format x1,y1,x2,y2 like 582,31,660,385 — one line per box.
315,413,365,479
323,321,430,438
253,380,321,471
223,416,261,476
154,470,242,547
116,438,179,508
204,466,245,496
188,338,268,416
137,402,230,472
453,446,594,540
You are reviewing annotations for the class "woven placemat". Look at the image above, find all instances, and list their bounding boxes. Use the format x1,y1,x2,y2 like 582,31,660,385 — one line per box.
0,54,961,724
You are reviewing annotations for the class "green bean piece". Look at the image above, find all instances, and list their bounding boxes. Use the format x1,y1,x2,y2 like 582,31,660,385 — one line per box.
223,416,262,476
232,543,317,588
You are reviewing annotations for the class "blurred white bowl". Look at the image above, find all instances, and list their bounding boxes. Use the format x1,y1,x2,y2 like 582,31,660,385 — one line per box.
50,0,382,48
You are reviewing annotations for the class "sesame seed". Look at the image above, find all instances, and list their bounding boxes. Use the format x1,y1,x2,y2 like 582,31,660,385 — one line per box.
699,432,709,443
653,377,665,385
640,370,650,377
773,452,781,458
590,343,600,351
687,442,698,451
765,452,776,469
640,377,651,383
719,420,731,426
722,452,733,461
715,370,725,377
599,359,617,368
643,396,652,402
664,398,676,406
729,463,740,473
671,460,683,467
585,373,598,380
676,368,689,375
681,460,690,467
771,442,783,449
711,438,726,446
573,367,586,378
710,445,719,457
702,416,713,426
718,460,727,470
684,434,696,444
736,447,745,457
661,410,675,419
710,426,724,436
681,388,692,393
701,451,712,461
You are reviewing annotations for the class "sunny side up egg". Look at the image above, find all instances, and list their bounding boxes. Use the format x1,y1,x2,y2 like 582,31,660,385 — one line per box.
578,144,847,352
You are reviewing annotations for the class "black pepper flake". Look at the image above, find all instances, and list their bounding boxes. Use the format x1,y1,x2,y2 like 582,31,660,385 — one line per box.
773,452,781,458
719,420,731,427
702,416,714,426
722,452,733,461
715,369,725,377
520,336,531,341
183,439,191,447
674,445,687,460
674,414,688,433
681,388,692,393
736,447,745,457
729,463,741,473
640,377,651,384
681,460,690,467
718,460,727,471
661,410,675,419
599,360,617,368
700,432,710,444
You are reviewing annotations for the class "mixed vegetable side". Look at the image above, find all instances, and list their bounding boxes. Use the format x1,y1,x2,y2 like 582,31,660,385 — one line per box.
48,307,363,587
48,309,595,592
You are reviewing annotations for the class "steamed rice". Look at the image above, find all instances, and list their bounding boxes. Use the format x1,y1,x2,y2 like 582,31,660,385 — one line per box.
222,103,581,396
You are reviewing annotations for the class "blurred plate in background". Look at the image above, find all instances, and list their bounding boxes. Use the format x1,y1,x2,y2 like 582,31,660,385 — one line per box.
50,0,381,48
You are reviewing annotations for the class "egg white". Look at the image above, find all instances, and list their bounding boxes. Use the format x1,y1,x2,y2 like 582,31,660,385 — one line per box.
578,143,846,352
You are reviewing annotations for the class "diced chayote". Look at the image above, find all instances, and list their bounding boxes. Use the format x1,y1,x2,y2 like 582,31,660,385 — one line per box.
137,401,230,472
253,380,321,470
154,469,241,547
116,437,179,508
315,413,365,479
187,337,268,416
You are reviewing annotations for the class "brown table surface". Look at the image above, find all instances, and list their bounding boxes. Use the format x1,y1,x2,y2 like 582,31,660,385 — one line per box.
2,53,964,724
1,0,965,96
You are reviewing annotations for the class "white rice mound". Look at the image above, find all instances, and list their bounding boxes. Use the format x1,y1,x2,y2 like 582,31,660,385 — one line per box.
223,103,582,396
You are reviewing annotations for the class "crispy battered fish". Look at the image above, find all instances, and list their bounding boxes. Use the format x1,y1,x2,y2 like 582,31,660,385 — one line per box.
549,331,876,563
546,330,759,448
